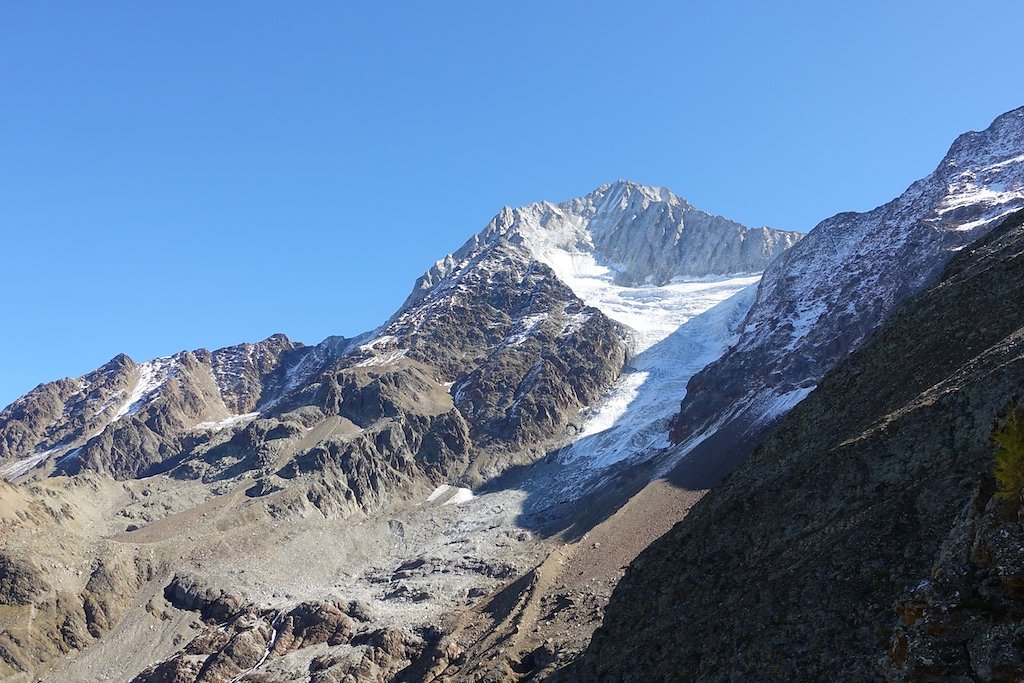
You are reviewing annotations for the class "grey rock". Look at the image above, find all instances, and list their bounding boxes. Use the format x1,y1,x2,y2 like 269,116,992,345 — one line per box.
574,210,1024,681
0,334,314,481
0,553,50,605
669,106,1024,487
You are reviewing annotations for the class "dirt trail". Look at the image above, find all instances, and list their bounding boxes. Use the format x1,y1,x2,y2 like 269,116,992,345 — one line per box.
440,477,706,680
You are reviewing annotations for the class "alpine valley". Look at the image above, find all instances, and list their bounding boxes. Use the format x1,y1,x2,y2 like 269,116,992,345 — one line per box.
2,107,1024,683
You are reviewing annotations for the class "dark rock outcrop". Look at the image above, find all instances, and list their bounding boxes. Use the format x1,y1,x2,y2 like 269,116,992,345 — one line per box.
886,480,1024,681
0,553,50,606
164,574,247,624
135,591,449,683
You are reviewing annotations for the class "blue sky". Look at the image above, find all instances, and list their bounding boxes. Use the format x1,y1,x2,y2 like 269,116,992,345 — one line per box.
2,1,1022,407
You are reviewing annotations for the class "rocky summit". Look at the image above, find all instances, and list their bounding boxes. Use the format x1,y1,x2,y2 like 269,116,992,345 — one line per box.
0,181,800,682
1,107,1024,683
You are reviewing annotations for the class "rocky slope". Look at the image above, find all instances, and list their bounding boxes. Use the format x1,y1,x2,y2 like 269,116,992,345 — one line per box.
6,104,1024,682
0,334,314,480
0,182,797,681
574,209,1024,681
667,106,1024,485
0,181,798,491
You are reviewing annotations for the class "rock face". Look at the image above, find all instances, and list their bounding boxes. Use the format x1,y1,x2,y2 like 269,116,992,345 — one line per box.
574,210,1024,681
0,180,791,510
0,552,50,605
669,106,1024,485
0,179,800,681
374,239,629,466
410,180,800,303
886,479,1024,681
134,582,453,683
0,334,315,480
0,547,152,676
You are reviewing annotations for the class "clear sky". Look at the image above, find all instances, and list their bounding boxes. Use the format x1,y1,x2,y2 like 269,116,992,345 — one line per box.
2,1,1023,408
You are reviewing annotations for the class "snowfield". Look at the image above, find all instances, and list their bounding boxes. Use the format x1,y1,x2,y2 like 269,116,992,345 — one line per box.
408,181,783,475
455,183,770,471
557,275,759,469
111,356,178,423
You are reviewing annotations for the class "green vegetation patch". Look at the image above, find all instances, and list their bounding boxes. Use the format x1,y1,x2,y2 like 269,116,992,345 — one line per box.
994,407,1024,503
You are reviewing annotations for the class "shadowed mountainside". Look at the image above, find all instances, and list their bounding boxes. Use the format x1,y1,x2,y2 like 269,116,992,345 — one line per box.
573,210,1024,681
667,106,1024,489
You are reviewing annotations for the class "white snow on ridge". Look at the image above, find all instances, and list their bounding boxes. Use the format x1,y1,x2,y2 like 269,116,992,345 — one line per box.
354,349,409,368
951,207,1022,233
937,184,1024,215
278,334,365,397
0,448,56,480
111,356,178,423
192,412,261,432
359,335,398,353
0,443,81,481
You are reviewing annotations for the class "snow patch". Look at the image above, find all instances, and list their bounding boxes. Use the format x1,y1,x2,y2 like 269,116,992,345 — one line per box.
952,207,1022,232
425,484,475,506
444,488,475,506
753,386,817,426
503,313,548,346
111,356,178,423
1,443,82,480
353,349,409,368
192,412,260,432
56,447,83,467
358,335,398,352
559,277,760,470
0,449,55,480
785,300,829,350
426,484,452,503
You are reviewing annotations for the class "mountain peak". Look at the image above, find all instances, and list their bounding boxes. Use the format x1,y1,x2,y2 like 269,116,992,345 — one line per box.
942,105,1024,172
589,179,679,206
470,181,799,287
101,353,137,373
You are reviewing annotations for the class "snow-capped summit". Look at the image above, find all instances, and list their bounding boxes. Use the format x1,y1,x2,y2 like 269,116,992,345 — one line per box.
0,180,803,484
386,183,803,475
409,180,802,308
